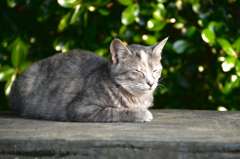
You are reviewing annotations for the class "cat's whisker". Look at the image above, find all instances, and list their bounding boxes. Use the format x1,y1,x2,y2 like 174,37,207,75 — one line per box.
158,77,165,83
156,83,165,91
156,77,165,91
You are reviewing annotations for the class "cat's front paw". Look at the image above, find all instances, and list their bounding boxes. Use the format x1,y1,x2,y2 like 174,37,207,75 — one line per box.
134,109,153,122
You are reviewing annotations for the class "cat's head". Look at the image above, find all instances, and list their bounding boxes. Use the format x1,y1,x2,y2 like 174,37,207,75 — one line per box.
108,37,168,96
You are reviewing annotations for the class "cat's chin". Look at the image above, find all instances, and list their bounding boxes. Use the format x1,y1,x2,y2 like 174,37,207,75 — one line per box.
130,89,153,96
143,89,154,94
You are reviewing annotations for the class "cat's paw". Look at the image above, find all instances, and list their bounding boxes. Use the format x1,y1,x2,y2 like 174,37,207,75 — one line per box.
134,109,153,122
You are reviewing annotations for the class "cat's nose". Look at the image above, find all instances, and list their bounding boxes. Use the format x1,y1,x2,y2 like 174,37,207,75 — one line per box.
147,82,154,87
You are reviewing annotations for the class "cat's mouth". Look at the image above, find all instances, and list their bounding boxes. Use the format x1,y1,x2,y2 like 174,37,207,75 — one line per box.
147,85,155,91
140,85,155,92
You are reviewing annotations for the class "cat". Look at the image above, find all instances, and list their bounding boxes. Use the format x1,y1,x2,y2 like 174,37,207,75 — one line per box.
9,37,168,122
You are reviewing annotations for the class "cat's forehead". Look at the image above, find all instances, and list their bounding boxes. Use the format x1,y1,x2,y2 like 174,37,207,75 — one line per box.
126,44,152,54
126,44,160,69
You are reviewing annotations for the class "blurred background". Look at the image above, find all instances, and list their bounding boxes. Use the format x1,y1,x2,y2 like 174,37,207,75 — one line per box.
0,0,240,111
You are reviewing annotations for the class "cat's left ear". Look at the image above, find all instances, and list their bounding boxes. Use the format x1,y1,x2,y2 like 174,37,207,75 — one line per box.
110,38,132,64
151,37,169,57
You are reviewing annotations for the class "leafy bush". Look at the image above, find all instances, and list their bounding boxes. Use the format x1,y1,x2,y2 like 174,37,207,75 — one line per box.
0,0,239,110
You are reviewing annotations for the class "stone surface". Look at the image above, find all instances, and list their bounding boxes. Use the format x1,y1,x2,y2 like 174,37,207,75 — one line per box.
0,109,240,159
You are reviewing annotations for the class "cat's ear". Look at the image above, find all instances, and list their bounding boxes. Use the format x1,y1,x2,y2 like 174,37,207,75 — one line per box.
151,37,169,57
110,38,132,64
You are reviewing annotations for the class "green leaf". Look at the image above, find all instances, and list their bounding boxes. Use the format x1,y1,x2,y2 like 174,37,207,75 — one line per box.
57,0,78,8
152,9,165,21
157,0,167,3
11,38,28,68
4,73,16,96
0,66,15,82
172,40,189,54
214,22,226,35
235,59,240,76
189,0,199,4
234,37,240,53
207,21,217,34
159,87,168,94
117,0,133,6
231,76,240,89
99,0,110,6
70,5,81,24
187,26,200,40
84,10,88,27
19,62,32,74
58,10,73,31
192,2,200,14
121,4,139,25
201,28,215,44
80,0,101,6
98,8,110,16
11,44,25,68
133,34,142,43
221,56,236,72
7,0,17,8
146,19,166,31
95,48,108,56
222,77,240,95
62,41,70,52
217,38,237,57
142,35,157,45
221,82,232,94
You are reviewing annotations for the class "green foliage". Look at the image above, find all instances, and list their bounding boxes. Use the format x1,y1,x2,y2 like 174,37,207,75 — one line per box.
0,0,240,111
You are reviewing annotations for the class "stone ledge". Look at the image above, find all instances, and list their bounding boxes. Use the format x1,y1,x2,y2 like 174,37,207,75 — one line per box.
0,110,240,159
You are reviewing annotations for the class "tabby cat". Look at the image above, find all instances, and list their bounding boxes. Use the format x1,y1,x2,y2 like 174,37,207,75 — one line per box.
9,37,168,122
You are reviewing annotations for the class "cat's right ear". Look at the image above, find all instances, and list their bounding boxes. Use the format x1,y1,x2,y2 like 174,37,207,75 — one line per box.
110,38,131,64
151,37,169,58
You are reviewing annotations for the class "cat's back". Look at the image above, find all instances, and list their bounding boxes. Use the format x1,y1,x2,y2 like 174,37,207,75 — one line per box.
9,49,107,119
18,49,107,88
20,49,106,79
37,49,106,75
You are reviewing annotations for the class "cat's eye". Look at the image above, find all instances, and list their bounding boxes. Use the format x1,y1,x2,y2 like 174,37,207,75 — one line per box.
153,69,159,77
134,69,145,77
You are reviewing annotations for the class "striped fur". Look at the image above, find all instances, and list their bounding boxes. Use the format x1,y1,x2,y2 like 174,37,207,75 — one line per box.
9,38,168,122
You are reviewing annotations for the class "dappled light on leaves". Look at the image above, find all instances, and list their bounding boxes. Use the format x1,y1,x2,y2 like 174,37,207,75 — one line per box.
5,73,16,96
217,106,228,111
198,66,204,73
221,57,236,72
201,29,215,44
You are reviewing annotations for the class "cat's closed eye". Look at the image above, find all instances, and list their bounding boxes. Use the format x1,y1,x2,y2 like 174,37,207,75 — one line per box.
134,69,145,77
153,69,160,77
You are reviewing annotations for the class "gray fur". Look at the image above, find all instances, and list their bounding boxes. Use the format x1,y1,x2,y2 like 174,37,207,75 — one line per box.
9,38,168,122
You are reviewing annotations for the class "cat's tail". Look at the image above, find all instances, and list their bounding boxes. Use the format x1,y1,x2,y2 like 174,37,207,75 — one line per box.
9,79,25,114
